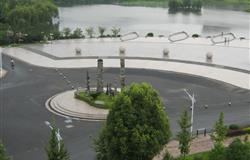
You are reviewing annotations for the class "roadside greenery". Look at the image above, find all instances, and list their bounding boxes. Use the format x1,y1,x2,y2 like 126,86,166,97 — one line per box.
0,141,10,160
177,110,193,158
211,112,228,144
94,83,171,160
46,123,70,160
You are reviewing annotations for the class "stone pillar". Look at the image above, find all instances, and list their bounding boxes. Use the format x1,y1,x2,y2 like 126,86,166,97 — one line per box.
97,59,104,93
119,47,126,88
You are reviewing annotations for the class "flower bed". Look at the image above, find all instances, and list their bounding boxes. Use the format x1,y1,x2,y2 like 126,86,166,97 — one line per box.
74,91,114,109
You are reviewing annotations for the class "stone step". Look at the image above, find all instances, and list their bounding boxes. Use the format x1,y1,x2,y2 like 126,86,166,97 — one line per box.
49,97,107,120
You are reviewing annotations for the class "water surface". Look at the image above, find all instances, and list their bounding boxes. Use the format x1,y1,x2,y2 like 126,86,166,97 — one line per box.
59,5,249,38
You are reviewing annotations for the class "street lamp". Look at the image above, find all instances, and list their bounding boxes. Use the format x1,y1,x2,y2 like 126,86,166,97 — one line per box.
45,121,62,151
183,89,196,134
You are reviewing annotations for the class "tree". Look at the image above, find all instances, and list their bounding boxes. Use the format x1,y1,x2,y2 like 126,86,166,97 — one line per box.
0,141,10,160
211,112,228,144
111,27,120,37
94,83,171,160
72,27,83,38
85,27,94,38
208,143,225,160
183,0,191,8
225,138,250,160
192,0,202,11
0,0,58,43
177,110,192,158
46,124,70,160
62,27,71,39
98,26,106,37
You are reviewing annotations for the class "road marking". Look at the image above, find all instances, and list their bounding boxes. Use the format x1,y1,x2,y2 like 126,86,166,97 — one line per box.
64,119,72,124
65,125,74,128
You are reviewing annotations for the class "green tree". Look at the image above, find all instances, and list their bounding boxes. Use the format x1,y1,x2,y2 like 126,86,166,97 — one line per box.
85,27,94,38
225,138,250,160
177,110,192,158
208,143,225,160
5,0,58,43
46,124,70,160
98,26,106,37
62,27,71,39
72,27,83,38
0,141,10,160
94,83,171,160
211,112,228,144
183,0,191,8
192,0,202,11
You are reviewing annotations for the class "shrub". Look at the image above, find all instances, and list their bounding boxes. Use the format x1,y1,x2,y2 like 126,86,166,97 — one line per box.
229,124,240,130
243,127,250,134
225,138,250,160
192,34,200,38
227,129,246,137
146,32,154,37
208,143,225,160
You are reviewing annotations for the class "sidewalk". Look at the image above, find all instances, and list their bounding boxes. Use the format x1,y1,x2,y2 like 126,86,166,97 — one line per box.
153,135,250,160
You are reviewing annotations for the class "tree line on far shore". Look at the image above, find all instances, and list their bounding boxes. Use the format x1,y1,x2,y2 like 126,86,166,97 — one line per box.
168,0,203,12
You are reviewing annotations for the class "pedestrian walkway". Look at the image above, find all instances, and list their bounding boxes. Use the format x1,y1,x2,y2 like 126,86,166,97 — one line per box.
4,47,250,90
3,36,250,90
153,134,250,160
46,90,108,121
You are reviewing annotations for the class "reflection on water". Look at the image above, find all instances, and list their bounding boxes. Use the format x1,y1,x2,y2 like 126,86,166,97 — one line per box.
59,5,249,38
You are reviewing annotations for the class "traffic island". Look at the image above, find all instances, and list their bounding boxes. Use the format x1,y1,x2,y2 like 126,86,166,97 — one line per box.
45,90,108,121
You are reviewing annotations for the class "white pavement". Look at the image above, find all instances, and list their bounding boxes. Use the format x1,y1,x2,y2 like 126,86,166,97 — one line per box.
2,37,250,90
4,47,250,90
23,37,250,70
46,90,108,121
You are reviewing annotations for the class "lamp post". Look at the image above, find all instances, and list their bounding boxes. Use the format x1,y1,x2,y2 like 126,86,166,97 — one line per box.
45,121,62,151
183,89,196,134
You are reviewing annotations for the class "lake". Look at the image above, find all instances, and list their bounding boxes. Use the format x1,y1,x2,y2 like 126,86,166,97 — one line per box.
58,5,249,38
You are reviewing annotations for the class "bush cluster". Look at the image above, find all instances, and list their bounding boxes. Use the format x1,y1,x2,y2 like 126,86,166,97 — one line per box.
227,125,250,137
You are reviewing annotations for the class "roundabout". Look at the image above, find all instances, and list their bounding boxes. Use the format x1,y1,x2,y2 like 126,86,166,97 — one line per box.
46,90,108,121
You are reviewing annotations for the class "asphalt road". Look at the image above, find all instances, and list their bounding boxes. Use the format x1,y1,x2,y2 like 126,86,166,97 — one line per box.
0,55,249,160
